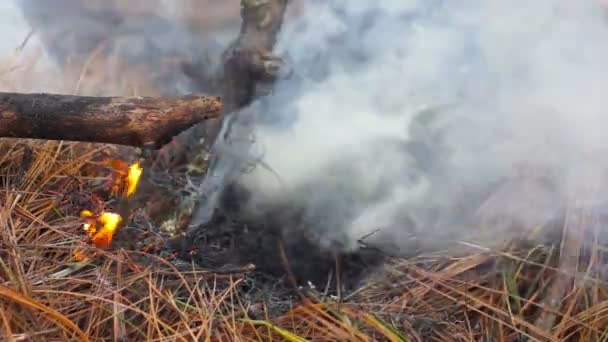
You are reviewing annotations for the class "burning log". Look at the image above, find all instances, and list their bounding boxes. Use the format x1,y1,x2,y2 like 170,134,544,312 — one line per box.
0,92,222,148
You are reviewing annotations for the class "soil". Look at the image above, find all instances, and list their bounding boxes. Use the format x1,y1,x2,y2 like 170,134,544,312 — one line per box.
166,182,386,301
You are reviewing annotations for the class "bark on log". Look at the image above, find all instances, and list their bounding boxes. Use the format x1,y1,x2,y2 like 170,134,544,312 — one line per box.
178,0,290,156
221,0,289,112
0,92,222,148
188,0,289,225
138,0,290,230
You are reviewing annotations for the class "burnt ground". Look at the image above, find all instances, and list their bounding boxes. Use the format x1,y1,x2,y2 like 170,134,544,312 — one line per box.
165,182,386,307
155,163,569,312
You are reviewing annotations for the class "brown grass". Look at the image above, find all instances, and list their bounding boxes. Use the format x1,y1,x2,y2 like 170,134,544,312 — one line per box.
2,141,608,341
2,22,608,342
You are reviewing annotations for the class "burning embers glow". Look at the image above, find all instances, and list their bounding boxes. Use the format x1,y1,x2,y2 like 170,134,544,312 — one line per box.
74,161,142,261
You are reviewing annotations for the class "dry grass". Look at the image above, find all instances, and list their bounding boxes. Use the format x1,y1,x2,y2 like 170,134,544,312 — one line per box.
2,18,608,342
2,139,608,342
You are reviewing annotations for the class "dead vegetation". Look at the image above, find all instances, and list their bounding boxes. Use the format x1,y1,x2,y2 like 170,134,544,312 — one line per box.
2,139,608,341
2,2,608,342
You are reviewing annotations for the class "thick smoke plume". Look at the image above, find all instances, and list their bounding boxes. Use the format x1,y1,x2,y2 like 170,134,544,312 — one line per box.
212,0,608,255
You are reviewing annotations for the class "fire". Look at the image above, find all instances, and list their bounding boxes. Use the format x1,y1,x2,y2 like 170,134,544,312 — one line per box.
74,161,142,260
106,159,129,197
79,210,122,250
92,212,122,249
80,210,96,237
127,162,143,197
105,160,143,198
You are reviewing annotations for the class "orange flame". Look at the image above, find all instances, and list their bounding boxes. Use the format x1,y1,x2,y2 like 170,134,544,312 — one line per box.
92,212,122,249
104,160,144,198
74,160,141,260
80,210,96,238
126,162,143,197
79,210,122,250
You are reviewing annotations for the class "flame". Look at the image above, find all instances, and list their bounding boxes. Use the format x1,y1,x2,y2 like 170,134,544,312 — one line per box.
126,162,143,197
92,212,122,249
78,210,122,250
80,210,94,217
80,210,97,237
103,159,143,198
74,160,140,260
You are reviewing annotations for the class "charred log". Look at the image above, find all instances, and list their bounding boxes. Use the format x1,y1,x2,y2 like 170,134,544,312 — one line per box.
0,92,222,148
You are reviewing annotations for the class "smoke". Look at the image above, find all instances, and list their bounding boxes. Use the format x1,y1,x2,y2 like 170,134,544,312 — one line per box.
7,0,608,256
11,0,240,95
215,0,608,254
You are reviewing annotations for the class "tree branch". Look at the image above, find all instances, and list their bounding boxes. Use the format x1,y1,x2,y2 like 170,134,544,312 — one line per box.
221,0,289,111
140,0,290,229
0,92,222,148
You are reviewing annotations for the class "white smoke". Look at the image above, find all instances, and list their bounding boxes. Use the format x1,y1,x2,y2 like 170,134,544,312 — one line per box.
0,2,32,52
5,0,608,255
226,0,608,254
8,0,239,95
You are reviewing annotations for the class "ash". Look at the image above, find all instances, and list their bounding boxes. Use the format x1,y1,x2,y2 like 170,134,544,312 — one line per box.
170,181,386,301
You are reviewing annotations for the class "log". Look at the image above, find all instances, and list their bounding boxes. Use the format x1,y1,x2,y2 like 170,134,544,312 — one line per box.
0,92,222,148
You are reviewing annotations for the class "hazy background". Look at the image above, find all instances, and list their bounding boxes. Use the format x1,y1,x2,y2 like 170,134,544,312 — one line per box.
0,2,32,52
0,0,240,95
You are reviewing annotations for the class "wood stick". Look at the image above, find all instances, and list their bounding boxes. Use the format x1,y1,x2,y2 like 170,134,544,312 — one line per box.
141,0,290,227
0,92,222,148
